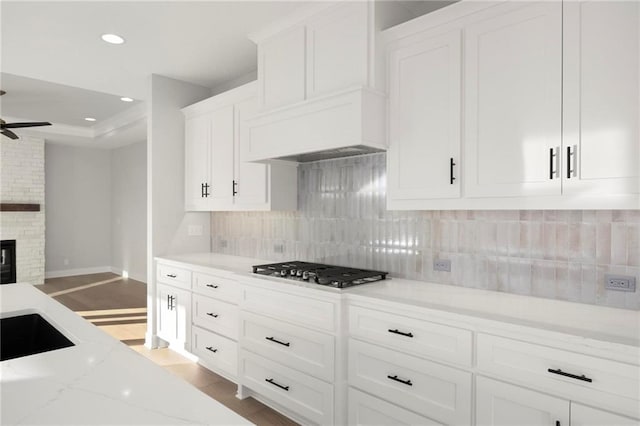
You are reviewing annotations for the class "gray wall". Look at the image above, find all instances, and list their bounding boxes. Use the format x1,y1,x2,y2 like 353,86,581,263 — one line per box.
211,153,640,310
111,141,147,282
45,143,111,275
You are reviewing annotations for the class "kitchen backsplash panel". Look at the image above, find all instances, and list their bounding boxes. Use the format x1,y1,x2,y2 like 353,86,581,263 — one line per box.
211,153,640,310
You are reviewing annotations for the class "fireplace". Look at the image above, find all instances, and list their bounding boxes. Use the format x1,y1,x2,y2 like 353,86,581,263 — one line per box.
1,240,16,284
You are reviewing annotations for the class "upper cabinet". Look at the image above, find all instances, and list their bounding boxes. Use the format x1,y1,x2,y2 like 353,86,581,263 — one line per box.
385,0,639,210
253,1,374,111
245,0,419,163
562,0,640,198
183,82,297,212
464,2,563,199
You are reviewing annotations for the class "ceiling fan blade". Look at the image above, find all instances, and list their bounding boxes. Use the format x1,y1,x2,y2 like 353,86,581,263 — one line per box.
3,122,52,129
1,129,19,139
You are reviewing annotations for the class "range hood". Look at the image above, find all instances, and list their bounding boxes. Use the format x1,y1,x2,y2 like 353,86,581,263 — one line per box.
245,87,387,163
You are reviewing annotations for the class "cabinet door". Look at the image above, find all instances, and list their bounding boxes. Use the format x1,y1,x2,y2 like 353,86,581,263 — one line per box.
464,2,562,198
571,403,639,426
209,105,235,207
184,115,211,211
259,26,306,110
234,96,269,208
476,377,569,426
387,29,461,203
174,286,191,350
563,1,639,197
306,2,369,98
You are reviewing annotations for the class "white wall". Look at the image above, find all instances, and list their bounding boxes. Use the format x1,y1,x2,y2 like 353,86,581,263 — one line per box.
111,141,147,283
146,74,212,347
45,143,111,277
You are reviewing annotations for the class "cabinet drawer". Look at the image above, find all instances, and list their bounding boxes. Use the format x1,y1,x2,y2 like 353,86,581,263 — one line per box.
193,294,238,340
349,304,473,367
477,333,640,418
348,339,472,425
239,349,334,425
240,311,335,382
348,387,444,426
156,263,191,289
193,271,241,304
192,326,237,379
242,286,336,332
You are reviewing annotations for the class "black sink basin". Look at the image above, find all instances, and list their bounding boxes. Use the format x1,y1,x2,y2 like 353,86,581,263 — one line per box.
1,313,74,361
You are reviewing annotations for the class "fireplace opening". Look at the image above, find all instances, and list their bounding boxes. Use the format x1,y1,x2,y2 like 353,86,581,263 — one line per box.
1,240,16,284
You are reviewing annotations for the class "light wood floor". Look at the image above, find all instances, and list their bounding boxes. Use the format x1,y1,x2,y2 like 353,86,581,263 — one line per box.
39,273,299,426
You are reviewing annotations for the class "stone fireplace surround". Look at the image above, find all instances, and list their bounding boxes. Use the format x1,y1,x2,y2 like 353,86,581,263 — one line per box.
0,137,45,285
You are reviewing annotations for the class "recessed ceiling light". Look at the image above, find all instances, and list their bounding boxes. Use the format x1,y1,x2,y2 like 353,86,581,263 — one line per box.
84,117,96,122
101,33,125,45
120,97,134,102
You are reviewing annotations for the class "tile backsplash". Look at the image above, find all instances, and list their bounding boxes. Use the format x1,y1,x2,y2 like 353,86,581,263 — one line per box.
211,153,639,310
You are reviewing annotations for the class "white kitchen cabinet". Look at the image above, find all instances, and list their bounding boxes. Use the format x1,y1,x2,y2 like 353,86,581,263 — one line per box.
387,28,461,205
348,388,443,426
259,26,306,110
571,404,640,426
464,1,563,199
476,376,570,426
562,0,640,198
182,82,297,211
156,282,191,352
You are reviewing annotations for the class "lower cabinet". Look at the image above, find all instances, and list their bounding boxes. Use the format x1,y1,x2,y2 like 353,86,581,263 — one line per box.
348,388,443,426
476,376,569,426
191,325,237,379
476,377,639,426
156,282,191,352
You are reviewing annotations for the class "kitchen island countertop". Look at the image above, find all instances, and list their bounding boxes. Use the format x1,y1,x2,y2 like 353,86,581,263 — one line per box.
0,283,252,426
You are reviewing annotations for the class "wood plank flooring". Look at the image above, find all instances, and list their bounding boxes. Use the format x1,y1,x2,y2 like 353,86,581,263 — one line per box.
38,273,299,426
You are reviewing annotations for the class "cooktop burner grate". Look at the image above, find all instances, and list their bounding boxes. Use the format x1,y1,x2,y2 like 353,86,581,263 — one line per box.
252,261,387,288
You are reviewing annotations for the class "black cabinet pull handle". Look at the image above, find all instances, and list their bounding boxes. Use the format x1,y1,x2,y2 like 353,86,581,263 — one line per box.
167,294,171,309
265,378,289,391
206,312,219,318
265,336,290,347
556,421,561,426
206,284,219,289
205,346,218,353
388,328,413,338
201,183,204,198
387,375,412,386
549,148,556,179
169,295,175,310
450,158,456,184
232,180,238,196
167,274,177,278
566,146,575,179
547,368,592,383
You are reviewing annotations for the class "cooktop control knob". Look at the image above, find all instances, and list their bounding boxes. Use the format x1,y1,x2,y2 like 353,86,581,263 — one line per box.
302,271,309,280
280,269,287,277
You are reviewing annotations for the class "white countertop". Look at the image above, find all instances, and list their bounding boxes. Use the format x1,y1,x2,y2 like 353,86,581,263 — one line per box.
0,283,252,426
157,253,640,348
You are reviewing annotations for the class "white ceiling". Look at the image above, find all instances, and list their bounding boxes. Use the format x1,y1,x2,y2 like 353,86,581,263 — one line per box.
0,0,454,146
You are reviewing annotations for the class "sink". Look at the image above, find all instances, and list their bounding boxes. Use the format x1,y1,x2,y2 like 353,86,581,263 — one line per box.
1,313,74,361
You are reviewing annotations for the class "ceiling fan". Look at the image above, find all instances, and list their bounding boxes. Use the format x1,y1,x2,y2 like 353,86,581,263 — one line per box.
0,90,52,140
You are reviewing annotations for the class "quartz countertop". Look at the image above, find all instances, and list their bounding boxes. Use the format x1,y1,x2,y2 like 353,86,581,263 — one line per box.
157,252,640,348
0,283,252,426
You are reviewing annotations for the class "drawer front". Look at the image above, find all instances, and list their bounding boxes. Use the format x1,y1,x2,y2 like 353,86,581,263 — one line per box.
348,387,445,426
192,326,237,378
242,286,336,332
193,294,238,340
157,263,191,289
348,339,472,425
240,311,335,382
239,349,334,425
193,271,241,304
477,333,640,418
349,304,473,367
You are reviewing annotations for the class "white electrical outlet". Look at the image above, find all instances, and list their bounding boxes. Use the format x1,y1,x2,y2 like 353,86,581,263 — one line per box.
188,225,203,236
605,274,636,292
434,259,451,272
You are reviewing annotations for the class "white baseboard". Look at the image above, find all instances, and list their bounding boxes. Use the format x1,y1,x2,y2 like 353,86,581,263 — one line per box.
45,266,112,279
45,266,147,283
109,267,147,284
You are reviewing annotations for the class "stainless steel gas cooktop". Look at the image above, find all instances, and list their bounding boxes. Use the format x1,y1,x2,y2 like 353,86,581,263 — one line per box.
252,261,387,289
